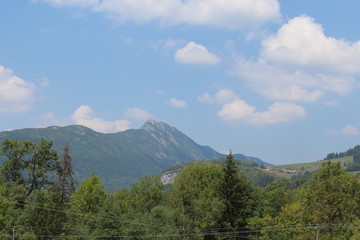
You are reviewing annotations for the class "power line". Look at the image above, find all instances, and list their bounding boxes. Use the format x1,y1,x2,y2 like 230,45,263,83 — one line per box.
0,195,181,231
2,195,359,239
4,222,360,239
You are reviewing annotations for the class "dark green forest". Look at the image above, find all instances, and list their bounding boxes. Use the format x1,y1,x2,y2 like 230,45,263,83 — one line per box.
1,139,360,239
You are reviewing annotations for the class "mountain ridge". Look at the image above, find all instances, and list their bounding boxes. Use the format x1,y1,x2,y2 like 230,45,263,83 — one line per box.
0,120,270,190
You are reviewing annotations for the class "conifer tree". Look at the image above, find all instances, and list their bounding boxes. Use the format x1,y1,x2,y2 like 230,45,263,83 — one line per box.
56,143,75,203
218,152,254,238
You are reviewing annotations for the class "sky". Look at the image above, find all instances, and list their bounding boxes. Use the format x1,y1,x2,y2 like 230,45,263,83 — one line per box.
1,0,360,165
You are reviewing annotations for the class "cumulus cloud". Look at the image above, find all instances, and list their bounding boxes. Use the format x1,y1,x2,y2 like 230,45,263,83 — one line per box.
217,100,255,122
78,0,279,29
233,15,360,102
175,42,221,65
71,105,130,133
124,108,153,120
198,89,239,103
327,125,360,136
35,0,280,29
167,98,187,108
199,89,306,125
235,59,356,98
262,16,360,74
218,101,306,125
261,86,324,102
0,65,35,113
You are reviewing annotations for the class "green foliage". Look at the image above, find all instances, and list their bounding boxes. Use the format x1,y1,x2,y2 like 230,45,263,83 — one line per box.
0,139,59,196
259,181,290,218
257,161,360,240
325,145,360,160
347,152,360,171
56,143,75,203
290,171,312,188
163,158,278,189
0,180,27,238
65,175,107,239
170,163,224,236
91,189,139,239
244,167,276,187
218,152,255,235
22,185,66,239
2,137,360,239
129,175,164,213
142,205,201,240
0,139,33,183
301,161,360,238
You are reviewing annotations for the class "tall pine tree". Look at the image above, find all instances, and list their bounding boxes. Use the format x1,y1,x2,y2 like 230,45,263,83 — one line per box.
218,152,254,238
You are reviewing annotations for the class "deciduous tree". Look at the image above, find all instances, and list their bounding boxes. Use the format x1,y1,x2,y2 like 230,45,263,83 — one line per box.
0,139,59,196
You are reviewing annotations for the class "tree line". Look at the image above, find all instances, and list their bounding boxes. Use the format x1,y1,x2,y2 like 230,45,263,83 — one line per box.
324,145,360,172
0,139,360,239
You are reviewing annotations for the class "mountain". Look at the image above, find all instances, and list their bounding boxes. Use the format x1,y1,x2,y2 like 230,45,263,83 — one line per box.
0,120,270,190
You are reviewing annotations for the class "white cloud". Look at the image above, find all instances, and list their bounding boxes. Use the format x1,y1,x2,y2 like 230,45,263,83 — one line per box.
327,125,360,136
124,108,153,120
214,89,239,103
198,89,239,103
233,15,360,103
262,16,360,74
198,92,214,103
218,100,306,125
341,125,360,136
261,86,324,102
199,89,307,126
233,16,360,102
167,98,187,108
217,100,255,122
234,54,356,102
0,65,35,113
113,120,130,132
71,105,130,133
33,0,99,7
175,42,221,65
95,0,279,29
36,0,280,29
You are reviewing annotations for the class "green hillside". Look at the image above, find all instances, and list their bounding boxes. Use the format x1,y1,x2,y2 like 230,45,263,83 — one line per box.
275,156,352,171
161,157,279,188
269,156,354,179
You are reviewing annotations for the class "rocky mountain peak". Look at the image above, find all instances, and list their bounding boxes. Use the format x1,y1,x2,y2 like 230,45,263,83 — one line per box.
141,120,179,135
140,119,181,147
141,119,169,131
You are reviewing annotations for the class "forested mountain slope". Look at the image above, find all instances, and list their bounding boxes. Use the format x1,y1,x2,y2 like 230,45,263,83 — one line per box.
0,120,270,190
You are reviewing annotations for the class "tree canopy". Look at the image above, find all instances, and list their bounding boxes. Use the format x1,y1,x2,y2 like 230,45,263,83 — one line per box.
0,139,360,239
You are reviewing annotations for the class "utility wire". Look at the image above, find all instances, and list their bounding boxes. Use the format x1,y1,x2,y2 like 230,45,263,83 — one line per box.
0,195,183,231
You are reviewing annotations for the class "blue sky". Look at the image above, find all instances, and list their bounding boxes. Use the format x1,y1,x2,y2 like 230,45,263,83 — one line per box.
1,0,360,164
